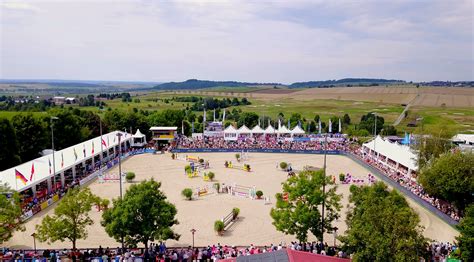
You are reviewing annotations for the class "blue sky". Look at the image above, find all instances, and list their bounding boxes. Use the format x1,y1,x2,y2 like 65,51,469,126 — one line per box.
0,0,472,83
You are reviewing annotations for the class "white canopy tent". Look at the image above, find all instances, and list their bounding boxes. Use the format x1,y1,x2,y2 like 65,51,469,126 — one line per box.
264,125,276,134
251,125,265,134
0,131,132,192
277,125,291,134
291,126,305,135
131,129,146,147
224,125,238,141
238,125,252,134
362,136,418,172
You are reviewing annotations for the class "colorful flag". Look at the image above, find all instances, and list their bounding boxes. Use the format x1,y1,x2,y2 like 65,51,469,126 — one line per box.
318,120,322,134
222,109,226,123
91,141,95,155
61,152,64,168
101,138,107,147
338,118,342,133
83,144,86,157
30,162,35,181
15,169,28,185
49,158,52,174
74,148,78,160
329,119,332,133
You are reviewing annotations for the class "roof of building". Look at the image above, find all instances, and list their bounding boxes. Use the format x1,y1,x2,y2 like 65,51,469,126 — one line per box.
132,129,145,138
363,135,418,171
291,126,305,134
452,134,474,144
251,125,265,133
224,125,237,133
150,127,178,131
220,249,350,262
238,125,252,133
0,131,132,192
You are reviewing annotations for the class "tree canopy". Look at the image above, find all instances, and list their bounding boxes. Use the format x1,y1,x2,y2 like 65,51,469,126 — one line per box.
456,204,474,261
418,152,474,214
339,182,428,261
36,187,101,249
412,128,453,169
102,179,179,248
270,170,341,242
0,183,24,244
0,118,21,170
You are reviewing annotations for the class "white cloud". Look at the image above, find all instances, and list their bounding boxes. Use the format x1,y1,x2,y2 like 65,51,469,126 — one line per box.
0,0,472,82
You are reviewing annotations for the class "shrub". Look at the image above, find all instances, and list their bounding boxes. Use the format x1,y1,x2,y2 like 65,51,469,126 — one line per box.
181,188,193,200
125,172,135,182
339,173,345,182
214,220,225,234
214,182,220,193
256,190,263,199
245,164,251,171
185,165,192,173
207,172,215,181
199,158,204,164
232,207,240,219
235,153,240,161
171,153,175,159
280,162,288,170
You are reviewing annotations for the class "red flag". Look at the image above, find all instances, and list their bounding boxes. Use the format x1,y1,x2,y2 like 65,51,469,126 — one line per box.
92,141,95,155
30,162,35,181
101,138,107,147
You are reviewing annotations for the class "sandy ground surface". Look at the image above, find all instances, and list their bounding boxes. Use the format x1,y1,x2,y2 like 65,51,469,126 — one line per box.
6,153,459,249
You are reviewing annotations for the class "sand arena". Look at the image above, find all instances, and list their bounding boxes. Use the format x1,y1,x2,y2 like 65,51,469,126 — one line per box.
6,152,459,249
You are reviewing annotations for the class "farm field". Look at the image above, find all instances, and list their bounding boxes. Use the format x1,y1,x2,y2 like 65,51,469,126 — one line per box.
5,152,458,249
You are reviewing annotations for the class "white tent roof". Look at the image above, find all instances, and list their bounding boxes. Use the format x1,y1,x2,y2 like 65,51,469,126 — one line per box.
150,127,177,131
238,125,251,133
363,136,418,171
251,125,265,134
224,125,237,133
452,134,474,144
291,125,305,134
264,125,276,134
132,129,145,138
277,125,290,134
0,131,133,192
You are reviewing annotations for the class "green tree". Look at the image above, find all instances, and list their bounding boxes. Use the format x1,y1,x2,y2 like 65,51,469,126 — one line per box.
270,170,341,242
0,118,21,170
412,128,453,169
11,114,48,162
36,188,101,249
339,182,428,261
237,112,259,127
358,113,384,135
289,113,302,129
0,183,24,244
380,125,397,136
314,114,320,123
343,114,351,125
418,152,474,213
102,179,179,248
456,204,474,261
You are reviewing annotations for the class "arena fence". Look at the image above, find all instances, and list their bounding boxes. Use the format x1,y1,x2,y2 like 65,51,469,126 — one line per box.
171,148,458,226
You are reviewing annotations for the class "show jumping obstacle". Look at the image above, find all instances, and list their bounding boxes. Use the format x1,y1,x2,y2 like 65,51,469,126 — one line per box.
227,183,256,199
98,172,125,183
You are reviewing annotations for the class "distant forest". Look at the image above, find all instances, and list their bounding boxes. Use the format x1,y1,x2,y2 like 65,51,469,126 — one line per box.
288,78,405,88
151,78,406,90
152,79,280,90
